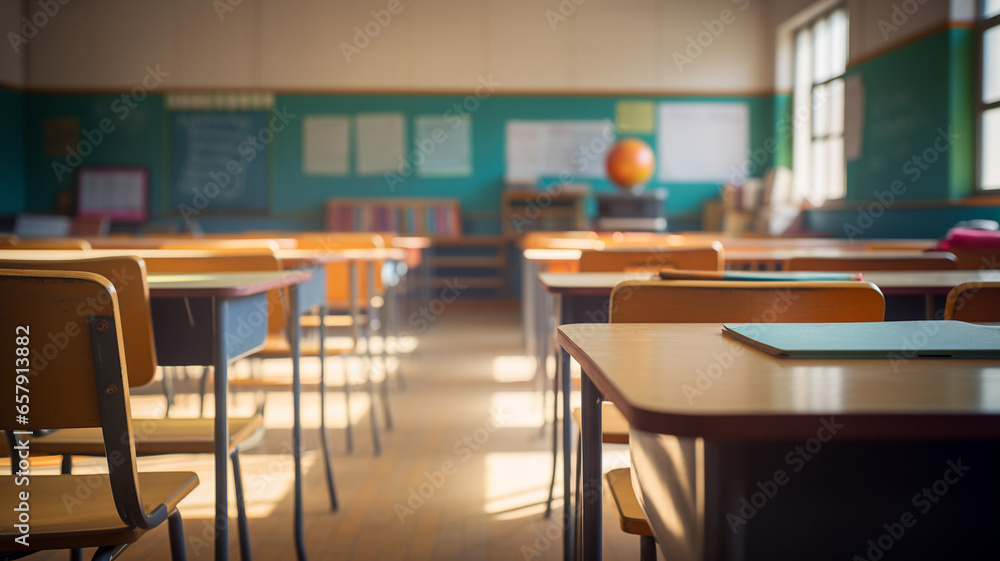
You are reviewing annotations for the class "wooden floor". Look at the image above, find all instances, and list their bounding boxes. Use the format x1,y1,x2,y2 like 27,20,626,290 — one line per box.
23,308,642,560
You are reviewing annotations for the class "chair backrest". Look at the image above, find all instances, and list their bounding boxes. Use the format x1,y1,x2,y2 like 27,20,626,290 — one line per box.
785,252,958,271
158,238,281,251
141,250,287,332
947,248,1000,271
294,233,389,305
609,280,885,323
944,282,1000,322
0,256,158,387
0,268,168,530
579,243,724,273
70,216,111,237
0,237,92,250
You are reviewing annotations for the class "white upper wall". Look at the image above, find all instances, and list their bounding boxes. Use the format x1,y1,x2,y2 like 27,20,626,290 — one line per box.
0,0,25,86
24,0,777,93
772,0,959,91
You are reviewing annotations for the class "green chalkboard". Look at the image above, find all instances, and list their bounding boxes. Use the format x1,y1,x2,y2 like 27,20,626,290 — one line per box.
170,111,269,214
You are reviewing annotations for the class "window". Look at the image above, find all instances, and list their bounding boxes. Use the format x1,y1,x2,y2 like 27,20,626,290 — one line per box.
978,0,1000,190
792,6,848,205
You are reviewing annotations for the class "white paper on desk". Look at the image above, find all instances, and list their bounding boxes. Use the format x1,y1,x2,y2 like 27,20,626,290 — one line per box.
656,102,748,183
505,120,614,179
303,115,350,175
844,74,865,161
356,112,406,175
415,115,472,177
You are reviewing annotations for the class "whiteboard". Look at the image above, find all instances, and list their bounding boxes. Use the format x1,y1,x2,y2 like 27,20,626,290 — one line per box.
76,166,148,222
505,120,615,180
656,102,749,183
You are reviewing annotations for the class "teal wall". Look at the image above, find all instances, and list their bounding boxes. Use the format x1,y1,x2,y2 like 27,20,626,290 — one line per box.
806,28,997,239
24,92,773,233
0,86,26,214
25,93,166,215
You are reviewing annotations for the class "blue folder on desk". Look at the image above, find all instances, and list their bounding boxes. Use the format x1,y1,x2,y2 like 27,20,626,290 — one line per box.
722,321,1000,359
659,270,862,281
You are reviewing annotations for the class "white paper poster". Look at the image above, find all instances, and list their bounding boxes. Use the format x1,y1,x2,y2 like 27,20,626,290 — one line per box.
303,115,350,175
656,102,749,182
505,120,615,179
356,113,406,175
415,115,472,177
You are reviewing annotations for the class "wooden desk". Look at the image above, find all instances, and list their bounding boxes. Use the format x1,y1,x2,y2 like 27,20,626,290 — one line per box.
539,269,1000,298
539,269,1000,560
147,271,312,561
558,323,1000,561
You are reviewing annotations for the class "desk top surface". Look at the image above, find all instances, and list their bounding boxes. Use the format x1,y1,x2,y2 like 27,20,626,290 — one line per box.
557,323,1000,440
147,270,311,297
539,270,1000,296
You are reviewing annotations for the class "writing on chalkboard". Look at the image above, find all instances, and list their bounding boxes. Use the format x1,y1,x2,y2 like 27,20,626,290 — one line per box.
170,111,270,216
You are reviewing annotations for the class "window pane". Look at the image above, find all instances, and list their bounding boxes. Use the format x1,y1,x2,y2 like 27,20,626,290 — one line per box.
984,0,1000,19
829,78,846,136
983,108,1000,190
985,26,1000,104
813,16,832,83
828,137,846,199
811,139,831,204
830,9,849,74
813,83,831,137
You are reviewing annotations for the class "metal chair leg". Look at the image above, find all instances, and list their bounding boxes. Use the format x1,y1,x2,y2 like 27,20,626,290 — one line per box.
199,366,210,418
162,366,175,417
231,449,253,561
544,358,559,519
342,356,354,454
317,305,338,511
366,359,383,456
168,508,189,561
639,536,656,561
70,548,83,561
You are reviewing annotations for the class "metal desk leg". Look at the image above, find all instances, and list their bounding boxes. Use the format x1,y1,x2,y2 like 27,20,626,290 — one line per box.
581,370,603,561
317,303,337,511
369,261,393,432
213,296,230,561
290,286,308,561
562,344,573,561
358,262,382,456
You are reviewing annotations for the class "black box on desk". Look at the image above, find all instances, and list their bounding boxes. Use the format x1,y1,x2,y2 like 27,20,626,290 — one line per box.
594,188,668,232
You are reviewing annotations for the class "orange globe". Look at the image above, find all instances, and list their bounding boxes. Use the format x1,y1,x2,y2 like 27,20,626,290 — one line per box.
605,138,655,190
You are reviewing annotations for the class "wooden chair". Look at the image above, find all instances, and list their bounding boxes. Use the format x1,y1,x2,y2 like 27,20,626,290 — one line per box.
578,243,724,273
0,256,259,561
786,252,958,319
157,238,282,251
947,248,1000,271
580,279,885,560
945,282,1000,321
785,252,958,271
147,248,351,506
0,268,197,560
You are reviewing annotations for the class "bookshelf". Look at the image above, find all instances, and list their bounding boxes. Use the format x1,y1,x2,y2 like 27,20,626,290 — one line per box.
499,189,589,236
325,198,461,236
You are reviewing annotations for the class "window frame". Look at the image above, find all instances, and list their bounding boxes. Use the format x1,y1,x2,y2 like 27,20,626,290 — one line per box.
975,0,1000,192
791,3,849,205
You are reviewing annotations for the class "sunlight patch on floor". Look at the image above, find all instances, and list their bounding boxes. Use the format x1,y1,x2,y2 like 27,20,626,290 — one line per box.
491,355,537,383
